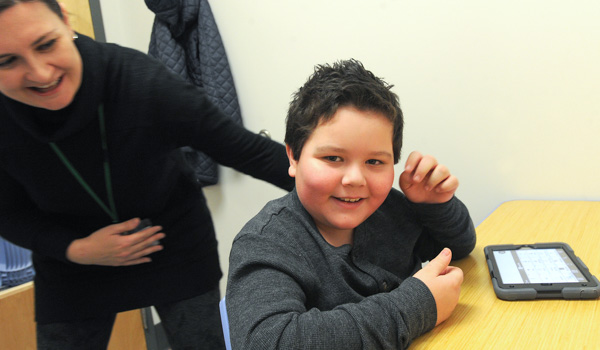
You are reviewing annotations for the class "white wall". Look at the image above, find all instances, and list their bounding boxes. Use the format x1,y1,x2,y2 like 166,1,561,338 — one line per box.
99,0,600,291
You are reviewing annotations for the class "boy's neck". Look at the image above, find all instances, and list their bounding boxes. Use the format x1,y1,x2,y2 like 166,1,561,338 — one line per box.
319,228,354,247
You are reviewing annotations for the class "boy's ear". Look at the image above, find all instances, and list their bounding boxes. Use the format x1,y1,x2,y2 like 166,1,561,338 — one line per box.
285,144,297,178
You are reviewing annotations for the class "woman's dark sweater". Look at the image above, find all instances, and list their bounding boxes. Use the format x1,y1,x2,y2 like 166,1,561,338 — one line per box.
0,34,293,323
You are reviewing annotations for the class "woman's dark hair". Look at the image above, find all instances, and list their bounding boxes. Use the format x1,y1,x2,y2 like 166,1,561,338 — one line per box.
0,0,62,18
285,59,404,164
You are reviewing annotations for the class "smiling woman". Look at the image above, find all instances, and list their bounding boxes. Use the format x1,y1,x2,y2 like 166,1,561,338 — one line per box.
0,0,294,349
0,1,82,110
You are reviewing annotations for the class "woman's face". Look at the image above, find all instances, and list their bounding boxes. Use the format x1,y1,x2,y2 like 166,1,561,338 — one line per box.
0,1,82,110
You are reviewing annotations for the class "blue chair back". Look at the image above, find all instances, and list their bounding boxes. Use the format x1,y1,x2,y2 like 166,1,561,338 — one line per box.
219,297,232,350
0,237,35,290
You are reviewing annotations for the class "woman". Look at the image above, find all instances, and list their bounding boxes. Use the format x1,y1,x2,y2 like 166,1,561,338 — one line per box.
0,1,293,349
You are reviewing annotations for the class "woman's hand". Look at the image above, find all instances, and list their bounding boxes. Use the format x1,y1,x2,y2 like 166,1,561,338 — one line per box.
399,151,458,204
66,218,165,266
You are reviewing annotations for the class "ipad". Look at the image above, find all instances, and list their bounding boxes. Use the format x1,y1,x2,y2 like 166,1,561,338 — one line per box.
484,242,600,300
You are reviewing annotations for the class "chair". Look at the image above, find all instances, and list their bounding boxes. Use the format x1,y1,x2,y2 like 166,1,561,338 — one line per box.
219,297,232,350
0,237,35,290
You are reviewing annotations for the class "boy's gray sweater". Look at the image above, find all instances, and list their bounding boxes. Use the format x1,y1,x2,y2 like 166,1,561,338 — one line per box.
226,188,476,349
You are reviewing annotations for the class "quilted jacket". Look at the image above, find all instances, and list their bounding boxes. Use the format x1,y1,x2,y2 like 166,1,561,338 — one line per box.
146,0,243,187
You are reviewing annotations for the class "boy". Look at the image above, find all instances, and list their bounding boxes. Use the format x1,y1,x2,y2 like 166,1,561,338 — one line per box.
225,59,476,349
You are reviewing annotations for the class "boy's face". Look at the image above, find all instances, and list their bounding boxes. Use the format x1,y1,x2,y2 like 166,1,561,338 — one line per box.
287,106,395,246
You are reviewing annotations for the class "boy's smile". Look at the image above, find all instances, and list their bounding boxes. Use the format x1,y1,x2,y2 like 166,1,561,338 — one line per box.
287,106,395,246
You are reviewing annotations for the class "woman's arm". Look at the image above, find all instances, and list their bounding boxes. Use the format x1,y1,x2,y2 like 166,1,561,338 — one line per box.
0,168,75,261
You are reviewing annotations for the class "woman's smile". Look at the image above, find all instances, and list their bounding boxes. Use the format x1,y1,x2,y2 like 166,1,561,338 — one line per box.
28,75,63,94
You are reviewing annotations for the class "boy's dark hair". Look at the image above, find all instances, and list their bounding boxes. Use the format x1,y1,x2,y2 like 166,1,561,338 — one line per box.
285,59,404,163
0,0,62,18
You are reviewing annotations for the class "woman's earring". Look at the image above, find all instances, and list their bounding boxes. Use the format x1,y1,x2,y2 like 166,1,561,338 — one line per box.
73,33,79,40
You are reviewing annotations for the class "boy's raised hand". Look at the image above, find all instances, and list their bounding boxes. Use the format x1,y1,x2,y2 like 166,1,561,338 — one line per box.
399,151,458,204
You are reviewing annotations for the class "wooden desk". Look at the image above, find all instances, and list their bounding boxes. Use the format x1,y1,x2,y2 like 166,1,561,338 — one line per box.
0,282,147,350
411,200,600,349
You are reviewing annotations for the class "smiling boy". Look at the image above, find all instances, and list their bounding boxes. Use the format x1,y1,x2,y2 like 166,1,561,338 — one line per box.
226,59,476,349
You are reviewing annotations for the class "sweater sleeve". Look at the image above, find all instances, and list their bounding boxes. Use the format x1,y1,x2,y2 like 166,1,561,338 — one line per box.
410,196,477,261
0,167,77,261
226,233,437,350
108,47,294,192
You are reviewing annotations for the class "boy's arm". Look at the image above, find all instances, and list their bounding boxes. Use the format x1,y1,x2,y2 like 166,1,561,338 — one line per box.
226,233,437,350
411,196,476,260
399,151,476,260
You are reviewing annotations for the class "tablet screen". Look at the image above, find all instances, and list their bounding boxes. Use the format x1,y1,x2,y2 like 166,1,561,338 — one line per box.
493,248,588,284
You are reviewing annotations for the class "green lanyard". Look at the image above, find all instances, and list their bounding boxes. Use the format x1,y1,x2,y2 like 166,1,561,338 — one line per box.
49,104,119,223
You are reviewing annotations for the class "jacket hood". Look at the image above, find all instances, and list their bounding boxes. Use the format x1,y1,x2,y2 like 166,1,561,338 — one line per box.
145,0,200,38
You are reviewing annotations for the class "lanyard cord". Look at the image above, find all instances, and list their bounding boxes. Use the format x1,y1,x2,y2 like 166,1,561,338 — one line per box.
49,104,119,223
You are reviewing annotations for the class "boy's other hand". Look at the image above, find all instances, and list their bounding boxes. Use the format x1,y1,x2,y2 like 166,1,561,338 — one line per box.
413,248,463,326
399,151,458,204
